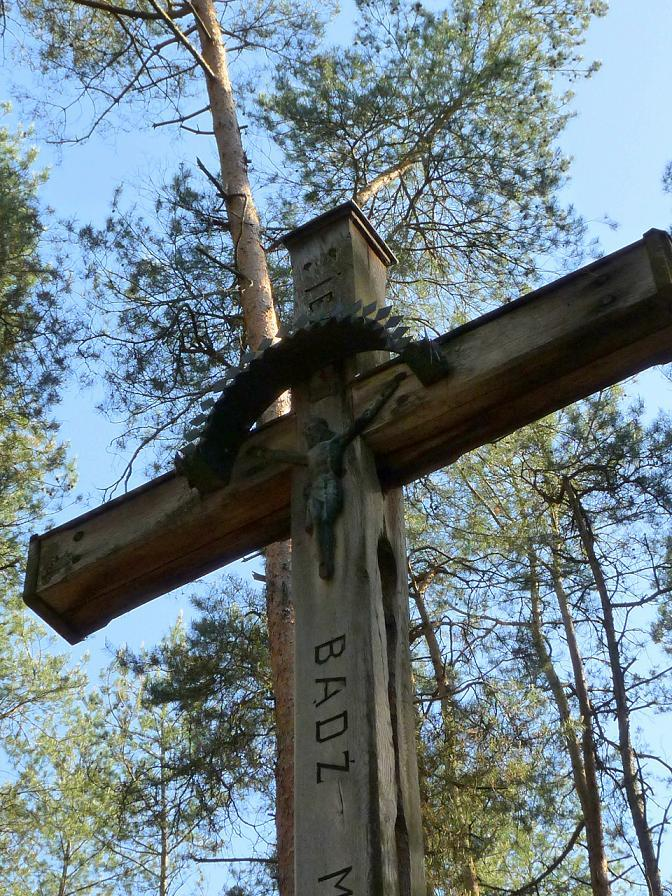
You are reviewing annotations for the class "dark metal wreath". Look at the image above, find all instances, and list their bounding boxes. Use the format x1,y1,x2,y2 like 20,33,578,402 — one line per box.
176,300,449,494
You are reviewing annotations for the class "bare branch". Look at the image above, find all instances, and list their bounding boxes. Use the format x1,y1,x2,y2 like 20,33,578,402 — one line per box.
195,246,247,281
190,855,277,865
196,156,232,203
152,103,211,128
184,0,213,40
70,0,166,19
181,125,215,135
480,820,585,895
146,0,216,77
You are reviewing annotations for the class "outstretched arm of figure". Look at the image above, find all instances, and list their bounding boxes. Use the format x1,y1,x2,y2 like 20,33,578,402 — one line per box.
340,372,407,450
244,445,308,466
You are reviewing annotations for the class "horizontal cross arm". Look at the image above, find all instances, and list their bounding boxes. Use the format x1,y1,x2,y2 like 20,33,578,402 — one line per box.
24,229,672,643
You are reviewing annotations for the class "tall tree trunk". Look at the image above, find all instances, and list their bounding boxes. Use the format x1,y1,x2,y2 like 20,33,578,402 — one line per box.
410,572,480,896
548,537,611,896
564,479,662,896
264,540,294,889
190,0,278,340
160,737,169,896
528,545,611,896
57,839,71,896
190,4,294,892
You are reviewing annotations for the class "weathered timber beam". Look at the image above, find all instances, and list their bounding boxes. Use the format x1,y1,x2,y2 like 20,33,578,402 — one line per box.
24,229,672,643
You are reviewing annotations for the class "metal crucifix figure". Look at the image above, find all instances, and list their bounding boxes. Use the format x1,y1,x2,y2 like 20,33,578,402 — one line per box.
303,372,406,579
248,371,406,579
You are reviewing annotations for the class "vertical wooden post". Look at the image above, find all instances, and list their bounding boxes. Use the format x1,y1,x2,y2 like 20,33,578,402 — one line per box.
284,203,426,895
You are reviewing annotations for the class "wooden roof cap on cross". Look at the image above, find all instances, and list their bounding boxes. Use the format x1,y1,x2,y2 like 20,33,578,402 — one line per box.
281,199,398,266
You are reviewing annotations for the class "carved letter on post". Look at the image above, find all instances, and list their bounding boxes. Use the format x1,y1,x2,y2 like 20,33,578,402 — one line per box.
284,204,426,895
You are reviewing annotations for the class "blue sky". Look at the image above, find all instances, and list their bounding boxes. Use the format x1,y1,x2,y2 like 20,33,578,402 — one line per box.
559,0,672,421
562,1,672,251
7,0,672,885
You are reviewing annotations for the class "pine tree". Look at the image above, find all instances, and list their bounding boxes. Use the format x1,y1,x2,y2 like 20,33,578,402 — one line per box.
412,390,672,893
100,626,229,896
119,583,279,875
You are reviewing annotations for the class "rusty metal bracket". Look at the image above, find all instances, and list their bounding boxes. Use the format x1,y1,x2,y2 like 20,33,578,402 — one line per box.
401,338,453,386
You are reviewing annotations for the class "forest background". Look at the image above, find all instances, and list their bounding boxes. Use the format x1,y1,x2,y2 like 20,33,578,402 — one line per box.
1,0,672,895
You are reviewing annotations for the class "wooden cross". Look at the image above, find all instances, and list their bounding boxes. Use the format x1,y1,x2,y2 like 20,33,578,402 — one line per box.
24,203,672,894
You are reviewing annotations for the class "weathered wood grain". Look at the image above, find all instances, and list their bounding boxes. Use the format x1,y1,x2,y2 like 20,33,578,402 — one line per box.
24,229,672,643
364,228,672,481
289,212,425,894
291,377,406,894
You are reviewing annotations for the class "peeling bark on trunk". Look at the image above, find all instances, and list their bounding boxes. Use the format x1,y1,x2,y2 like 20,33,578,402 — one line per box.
564,480,662,896
528,546,611,896
191,0,279,344
190,3,294,891
461,856,481,896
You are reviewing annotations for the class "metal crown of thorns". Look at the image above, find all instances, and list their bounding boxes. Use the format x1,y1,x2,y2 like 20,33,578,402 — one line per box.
176,300,450,494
